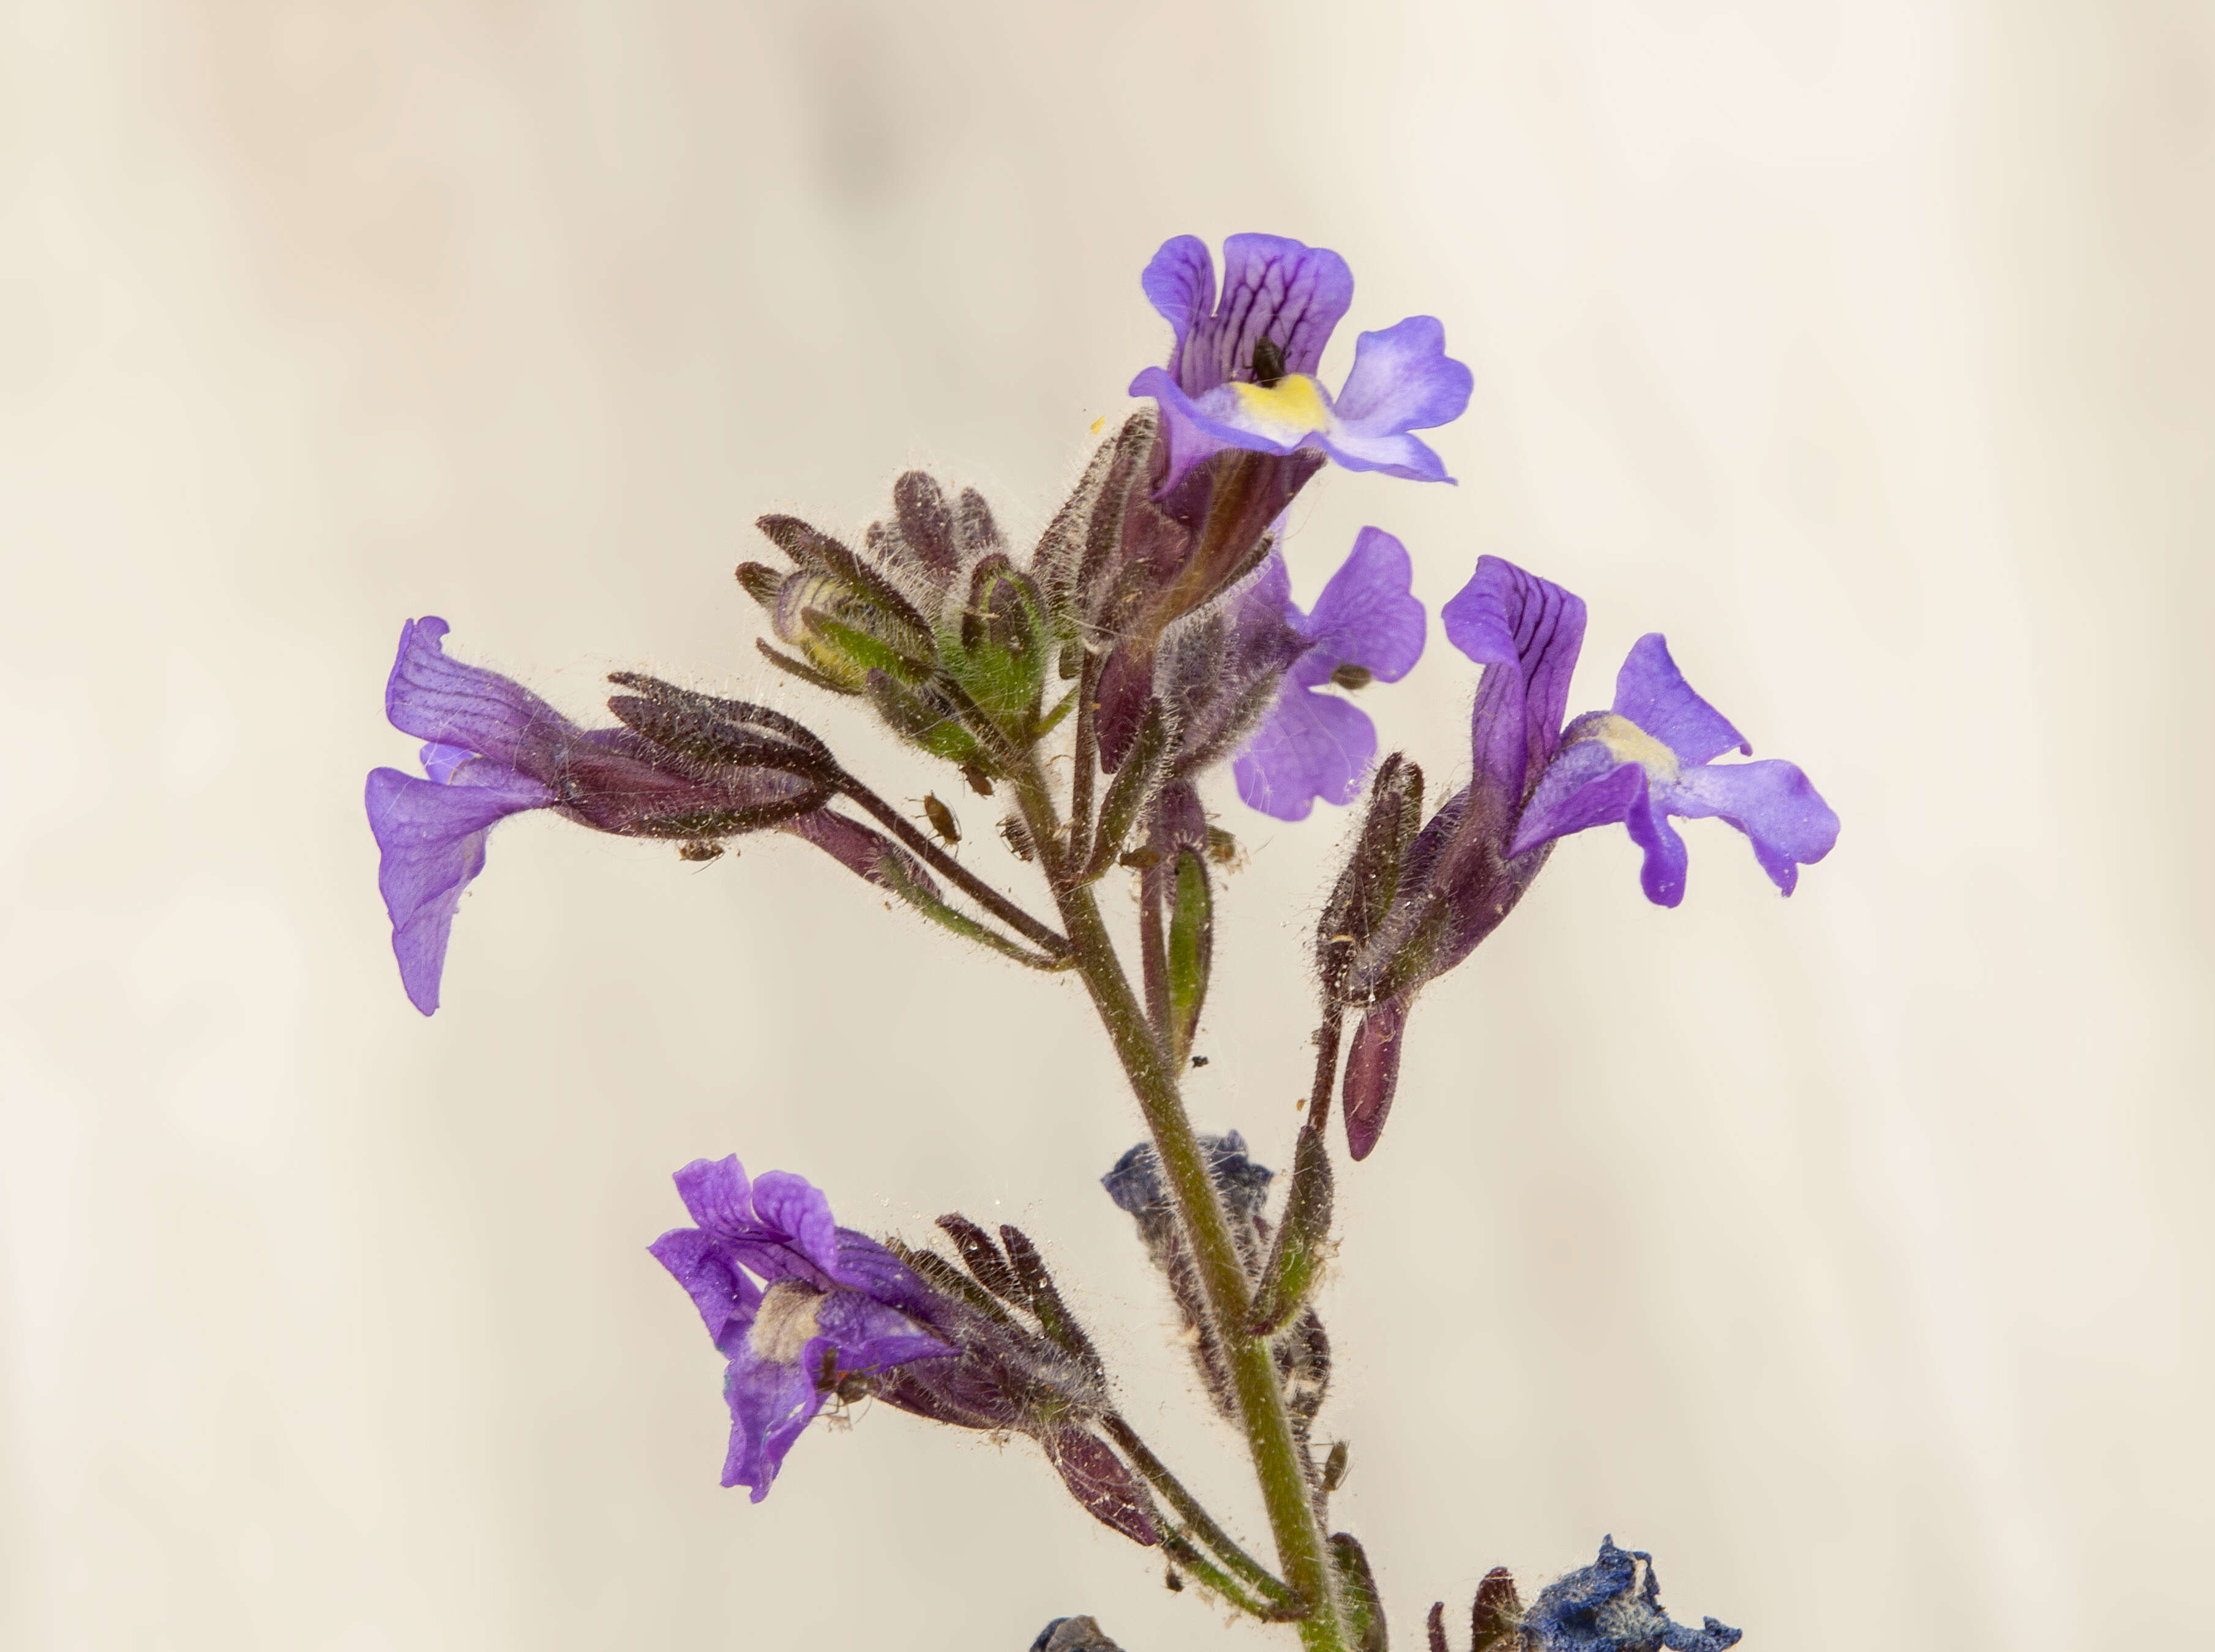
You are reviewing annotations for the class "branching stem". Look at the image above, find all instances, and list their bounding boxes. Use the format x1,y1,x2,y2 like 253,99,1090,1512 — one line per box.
831,770,1071,956
1012,757,1353,1652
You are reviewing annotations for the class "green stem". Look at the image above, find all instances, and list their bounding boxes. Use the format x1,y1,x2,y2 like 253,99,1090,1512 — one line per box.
1100,1412,1292,1605
1012,760,1352,1652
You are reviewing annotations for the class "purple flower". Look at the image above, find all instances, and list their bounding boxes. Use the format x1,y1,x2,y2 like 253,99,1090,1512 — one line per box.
648,1156,955,1501
1521,1538,1741,1652
365,617,917,1015
1128,233,1473,492
1336,558,1837,1159
1231,528,1427,821
1507,633,1840,906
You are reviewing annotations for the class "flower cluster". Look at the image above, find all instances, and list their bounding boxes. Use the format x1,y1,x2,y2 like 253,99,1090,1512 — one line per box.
364,229,1824,1650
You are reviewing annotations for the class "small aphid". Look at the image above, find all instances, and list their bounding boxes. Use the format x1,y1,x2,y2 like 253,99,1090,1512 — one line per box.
1251,335,1287,387
1164,1568,1184,1593
997,815,1036,862
1205,826,1242,869
678,840,725,863
1119,847,1163,870
1190,1055,1210,1069
1321,1440,1350,1494
922,793,961,846
1329,662,1374,691
960,762,994,797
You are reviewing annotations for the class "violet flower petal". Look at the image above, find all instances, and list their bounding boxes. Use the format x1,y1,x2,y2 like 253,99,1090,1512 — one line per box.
1441,556,1587,807
1507,743,1644,861
1668,759,1840,895
1622,780,1692,908
384,616,573,766
1292,526,1426,685
1611,634,1748,764
648,1227,762,1353
1161,233,1354,396
1233,685,1377,821
672,1155,760,1241
722,1341,826,1500
1317,316,1474,482
747,1170,842,1277
364,763,553,1015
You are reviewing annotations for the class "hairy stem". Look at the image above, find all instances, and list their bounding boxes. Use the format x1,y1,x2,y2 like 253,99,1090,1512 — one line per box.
1013,758,1352,1652
1100,1412,1292,1605
1304,1004,1345,1134
832,771,1070,955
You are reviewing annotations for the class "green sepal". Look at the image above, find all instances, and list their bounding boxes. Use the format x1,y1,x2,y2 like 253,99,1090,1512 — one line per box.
863,671,992,769
1030,681,1079,741
804,609,934,686
1082,700,1169,880
877,850,1067,971
1166,849,1212,1067
1247,1126,1334,1336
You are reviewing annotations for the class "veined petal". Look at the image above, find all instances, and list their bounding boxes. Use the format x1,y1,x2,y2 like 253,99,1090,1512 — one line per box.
1666,758,1839,895
648,1226,762,1354
1332,316,1473,436
672,1156,760,1241
1182,234,1354,394
1441,557,1587,807
1611,634,1748,764
748,1170,842,1279
1315,425,1455,484
1142,235,1215,381
1233,684,1377,821
364,764,552,1015
384,617,572,766
1294,526,1425,684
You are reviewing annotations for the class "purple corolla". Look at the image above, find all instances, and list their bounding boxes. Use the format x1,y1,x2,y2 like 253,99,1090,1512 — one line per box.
1338,557,1837,1157
1129,233,1474,492
1507,632,1839,906
1521,1537,1742,1652
1231,528,1426,821
366,617,918,1015
648,1156,954,1500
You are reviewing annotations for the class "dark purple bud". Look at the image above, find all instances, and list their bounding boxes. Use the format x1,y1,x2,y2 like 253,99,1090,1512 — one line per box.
1030,1616,1126,1652
1331,1531,1388,1652
1044,1429,1158,1547
1342,994,1409,1162
956,485,1003,556
893,469,959,575
1473,1567,1521,1651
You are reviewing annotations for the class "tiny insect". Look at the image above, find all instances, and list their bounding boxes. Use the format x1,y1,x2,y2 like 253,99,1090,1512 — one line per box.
1190,1055,1210,1069
922,793,961,846
1119,846,1163,870
678,840,724,863
960,762,994,797
1164,1568,1184,1593
997,815,1035,862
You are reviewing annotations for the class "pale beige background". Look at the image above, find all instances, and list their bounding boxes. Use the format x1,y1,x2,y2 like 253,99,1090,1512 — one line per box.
3,2,2209,1648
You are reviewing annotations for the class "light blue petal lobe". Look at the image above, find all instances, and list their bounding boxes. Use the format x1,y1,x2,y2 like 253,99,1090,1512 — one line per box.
1234,686,1377,821
1298,527,1426,682
1316,427,1453,482
1141,234,1215,348
1668,758,1840,895
1612,634,1749,763
1332,316,1472,432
